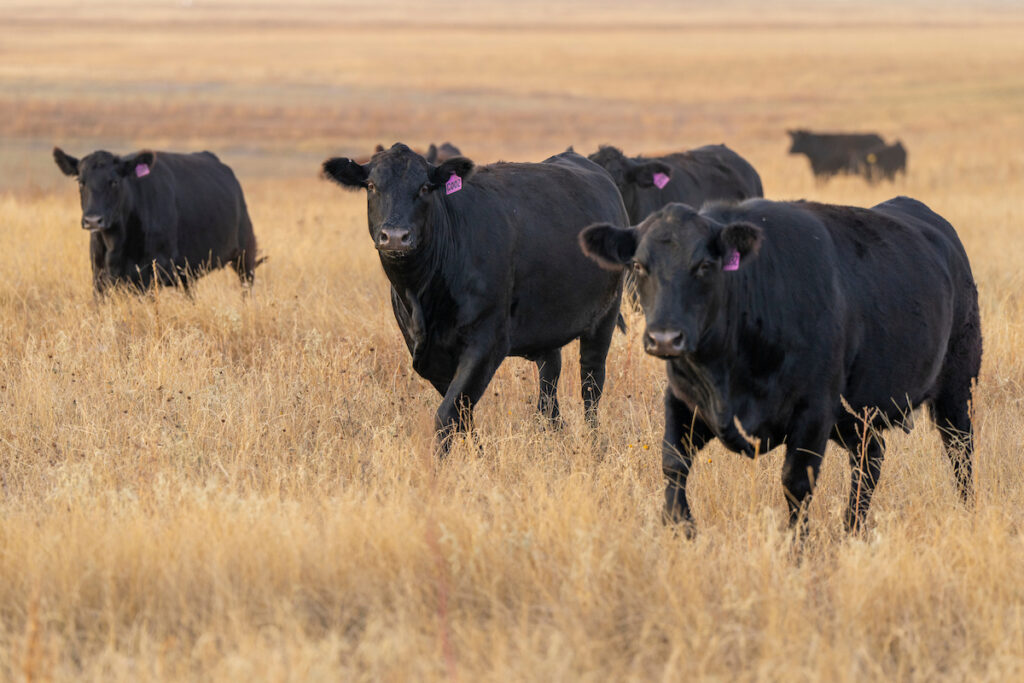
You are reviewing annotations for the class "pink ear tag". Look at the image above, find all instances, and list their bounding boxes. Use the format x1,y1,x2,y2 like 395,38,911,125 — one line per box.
135,163,150,178
445,173,462,195
652,172,670,189
723,250,740,271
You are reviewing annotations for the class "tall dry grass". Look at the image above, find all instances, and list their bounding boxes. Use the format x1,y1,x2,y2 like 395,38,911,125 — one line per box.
1,2,1024,680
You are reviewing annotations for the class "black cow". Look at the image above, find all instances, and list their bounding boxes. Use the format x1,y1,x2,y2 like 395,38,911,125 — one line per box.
581,197,980,534
858,141,908,183
53,147,258,294
588,144,764,225
323,143,628,449
787,130,886,180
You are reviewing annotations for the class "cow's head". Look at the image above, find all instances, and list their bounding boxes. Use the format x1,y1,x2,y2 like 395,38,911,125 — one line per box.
787,129,810,154
588,146,672,223
322,143,474,257
53,147,156,232
579,203,762,358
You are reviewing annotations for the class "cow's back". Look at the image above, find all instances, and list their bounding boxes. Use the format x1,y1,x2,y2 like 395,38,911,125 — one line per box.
149,152,248,267
451,152,626,353
805,198,968,415
627,146,763,222
674,145,764,200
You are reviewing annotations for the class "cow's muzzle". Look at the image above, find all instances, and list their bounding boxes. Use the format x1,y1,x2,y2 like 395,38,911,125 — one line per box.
376,226,415,254
82,214,107,231
644,328,687,358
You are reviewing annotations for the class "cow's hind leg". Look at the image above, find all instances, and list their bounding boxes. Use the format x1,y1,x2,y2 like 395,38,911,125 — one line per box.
834,421,886,533
579,306,620,427
932,380,976,506
535,349,562,426
232,237,257,296
932,312,981,506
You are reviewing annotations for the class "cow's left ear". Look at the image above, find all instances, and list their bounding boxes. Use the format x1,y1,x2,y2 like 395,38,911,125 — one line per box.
429,156,475,188
629,161,672,188
579,223,639,270
714,221,763,269
119,151,156,178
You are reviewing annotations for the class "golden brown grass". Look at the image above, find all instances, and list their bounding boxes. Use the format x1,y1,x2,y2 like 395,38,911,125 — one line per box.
1,2,1024,680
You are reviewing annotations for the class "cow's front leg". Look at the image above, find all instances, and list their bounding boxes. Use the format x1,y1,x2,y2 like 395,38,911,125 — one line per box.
662,388,714,535
435,342,506,455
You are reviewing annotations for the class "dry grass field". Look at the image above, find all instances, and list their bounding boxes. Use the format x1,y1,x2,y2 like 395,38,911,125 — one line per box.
2,1,1024,680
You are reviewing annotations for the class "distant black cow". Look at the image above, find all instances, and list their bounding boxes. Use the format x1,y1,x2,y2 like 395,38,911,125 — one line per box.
588,144,764,224
581,196,980,534
858,141,907,183
53,147,258,294
787,130,886,180
323,143,627,450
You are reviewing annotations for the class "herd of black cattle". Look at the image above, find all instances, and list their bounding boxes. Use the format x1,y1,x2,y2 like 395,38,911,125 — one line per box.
51,129,978,536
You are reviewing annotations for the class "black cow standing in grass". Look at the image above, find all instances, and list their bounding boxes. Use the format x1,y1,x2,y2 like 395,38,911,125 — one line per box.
588,144,763,299
53,147,259,294
323,143,628,450
581,197,980,534
787,130,886,181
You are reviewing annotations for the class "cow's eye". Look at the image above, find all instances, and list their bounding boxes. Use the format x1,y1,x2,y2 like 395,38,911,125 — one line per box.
632,261,648,277
418,183,432,198
694,260,713,277
365,181,376,192
77,179,85,187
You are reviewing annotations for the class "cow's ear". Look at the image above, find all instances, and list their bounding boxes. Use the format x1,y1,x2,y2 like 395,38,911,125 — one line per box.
425,144,439,163
629,161,672,188
715,221,763,269
429,156,474,187
119,150,156,178
53,147,79,177
579,223,638,270
322,157,369,189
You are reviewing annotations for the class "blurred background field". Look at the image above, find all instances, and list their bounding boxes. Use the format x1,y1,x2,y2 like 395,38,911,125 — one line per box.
1,1,1024,680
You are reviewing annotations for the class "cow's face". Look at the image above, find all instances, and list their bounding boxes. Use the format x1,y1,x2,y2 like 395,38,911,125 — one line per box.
787,130,810,154
588,146,672,221
323,143,474,257
580,204,762,358
53,148,155,232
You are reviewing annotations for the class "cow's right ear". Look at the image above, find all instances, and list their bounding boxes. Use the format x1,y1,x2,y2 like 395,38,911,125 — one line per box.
579,223,638,270
322,157,369,189
53,147,79,177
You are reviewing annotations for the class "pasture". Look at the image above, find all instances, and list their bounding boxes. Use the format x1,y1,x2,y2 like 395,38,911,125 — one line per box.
2,1,1024,679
